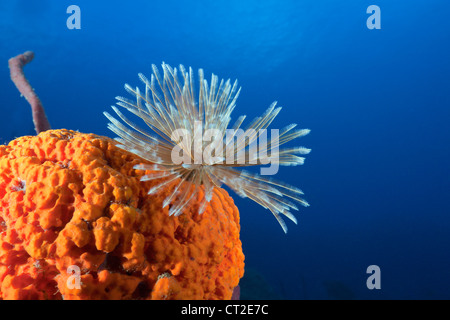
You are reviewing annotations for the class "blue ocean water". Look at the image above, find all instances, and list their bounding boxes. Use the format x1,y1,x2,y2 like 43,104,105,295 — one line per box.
1,0,450,300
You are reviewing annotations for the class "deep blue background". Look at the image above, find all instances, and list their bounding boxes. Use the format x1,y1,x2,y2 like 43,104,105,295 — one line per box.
1,0,450,299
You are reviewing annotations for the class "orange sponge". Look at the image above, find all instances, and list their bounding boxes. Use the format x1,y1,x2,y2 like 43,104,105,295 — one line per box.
0,129,244,300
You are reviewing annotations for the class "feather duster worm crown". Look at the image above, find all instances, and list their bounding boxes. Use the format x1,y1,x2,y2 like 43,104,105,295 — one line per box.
104,63,310,233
